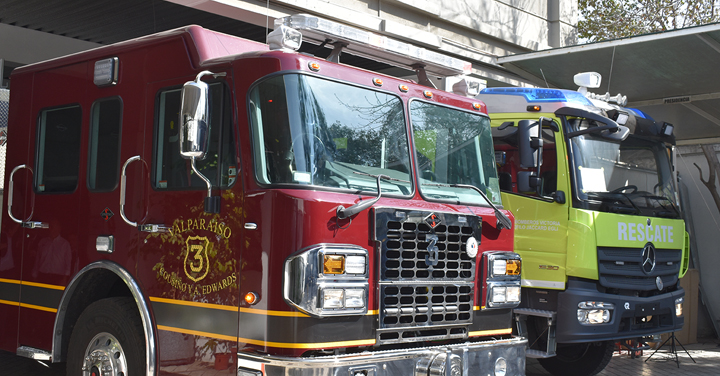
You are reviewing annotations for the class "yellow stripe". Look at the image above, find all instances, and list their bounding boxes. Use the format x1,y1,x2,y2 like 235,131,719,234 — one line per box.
0,278,65,291
473,306,480,311
157,325,376,349
157,325,237,342
151,296,379,317
20,280,65,291
150,296,238,312
468,328,512,337
0,299,20,307
19,302,57,313
240,306,309,317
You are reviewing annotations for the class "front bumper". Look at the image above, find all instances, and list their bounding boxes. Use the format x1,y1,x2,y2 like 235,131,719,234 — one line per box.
236,337,526,376
556,279,684,343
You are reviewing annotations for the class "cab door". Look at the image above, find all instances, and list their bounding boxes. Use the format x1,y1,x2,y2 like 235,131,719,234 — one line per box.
495,118,570,293
16,63,86,350
134,73,242,367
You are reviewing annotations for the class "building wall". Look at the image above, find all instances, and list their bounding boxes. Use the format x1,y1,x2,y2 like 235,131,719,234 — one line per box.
676,145,720,338
169,0,578,86
0,0,578,90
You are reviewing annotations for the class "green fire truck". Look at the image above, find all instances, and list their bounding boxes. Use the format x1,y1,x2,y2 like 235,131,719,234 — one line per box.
476,73,688,376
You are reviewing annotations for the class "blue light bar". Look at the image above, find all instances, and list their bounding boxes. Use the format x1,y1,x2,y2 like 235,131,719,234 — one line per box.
626,107,654,120
480,87,594,106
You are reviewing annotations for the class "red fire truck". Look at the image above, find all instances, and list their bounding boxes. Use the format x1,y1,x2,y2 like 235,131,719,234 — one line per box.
0,14,525,376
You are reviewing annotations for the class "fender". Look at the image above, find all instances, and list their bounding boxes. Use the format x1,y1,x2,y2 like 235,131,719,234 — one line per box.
52,261,156,375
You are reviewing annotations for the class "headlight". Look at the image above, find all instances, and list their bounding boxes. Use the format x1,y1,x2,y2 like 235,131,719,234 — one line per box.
323,254,367,275
577,301,614,325
675,297,683,317
492,260,507,276
484,252,522,309
284,244,369,317
344,288,366,308
488,286,521,307
322,289,344,309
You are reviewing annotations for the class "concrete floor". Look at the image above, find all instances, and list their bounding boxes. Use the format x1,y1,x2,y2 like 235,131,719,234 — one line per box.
527,339,720,376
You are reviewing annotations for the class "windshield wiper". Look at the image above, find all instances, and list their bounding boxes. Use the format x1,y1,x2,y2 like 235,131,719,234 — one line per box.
424,182,512,230
335,172,410,220
589,192,641,215
644,195,681,218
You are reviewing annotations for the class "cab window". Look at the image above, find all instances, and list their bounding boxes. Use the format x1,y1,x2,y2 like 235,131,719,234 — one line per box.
36,104,82,193
153,82,236,190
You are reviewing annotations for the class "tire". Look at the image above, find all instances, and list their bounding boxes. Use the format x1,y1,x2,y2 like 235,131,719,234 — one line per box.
537,341,614,376
66,297,145,376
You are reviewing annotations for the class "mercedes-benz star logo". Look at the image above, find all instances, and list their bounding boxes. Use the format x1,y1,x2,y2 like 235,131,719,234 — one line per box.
641,243,656,275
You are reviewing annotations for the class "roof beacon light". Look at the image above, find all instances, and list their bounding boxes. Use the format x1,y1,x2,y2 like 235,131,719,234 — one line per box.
267,24,302,51
452,77,481,97
276,14,472,77
574,72,602,94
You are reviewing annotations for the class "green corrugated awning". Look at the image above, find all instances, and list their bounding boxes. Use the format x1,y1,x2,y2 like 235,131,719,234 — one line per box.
496,23,720,142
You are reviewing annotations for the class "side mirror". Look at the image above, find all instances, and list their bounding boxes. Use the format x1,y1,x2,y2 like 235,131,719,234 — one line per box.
600,125,630,141
517,171,541,192
179,70,226,213
518,120,541,169
180,77,211,160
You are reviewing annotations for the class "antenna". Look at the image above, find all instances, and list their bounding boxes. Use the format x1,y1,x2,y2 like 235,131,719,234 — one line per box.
265,0,270,40
607,46,616,93
540,68,549,88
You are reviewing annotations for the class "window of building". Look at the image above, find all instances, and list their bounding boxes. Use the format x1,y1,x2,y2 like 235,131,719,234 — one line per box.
36,105,82,193
153,82,236,190
88,97,122,191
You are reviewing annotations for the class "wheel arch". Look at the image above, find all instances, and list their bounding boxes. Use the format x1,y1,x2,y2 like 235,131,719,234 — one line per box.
52,261,156,375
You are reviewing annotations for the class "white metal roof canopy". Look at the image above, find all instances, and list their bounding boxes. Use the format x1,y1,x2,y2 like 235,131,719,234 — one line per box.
496,22,720,142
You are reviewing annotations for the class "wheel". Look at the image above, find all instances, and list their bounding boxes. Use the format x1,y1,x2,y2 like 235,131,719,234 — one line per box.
538,341,614,376
66,297,145,376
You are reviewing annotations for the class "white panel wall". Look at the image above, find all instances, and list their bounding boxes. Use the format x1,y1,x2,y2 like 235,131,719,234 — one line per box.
677,145,720,337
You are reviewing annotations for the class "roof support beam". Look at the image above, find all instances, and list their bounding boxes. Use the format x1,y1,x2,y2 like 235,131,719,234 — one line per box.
696,33,720,55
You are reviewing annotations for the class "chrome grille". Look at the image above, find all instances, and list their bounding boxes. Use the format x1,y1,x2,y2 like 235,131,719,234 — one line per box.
374,208,481,344
598,246,681,291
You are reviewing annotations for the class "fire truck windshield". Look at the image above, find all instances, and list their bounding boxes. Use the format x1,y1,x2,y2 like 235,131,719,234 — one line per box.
250,74,413,195
569,130,680,218
410,100,502,206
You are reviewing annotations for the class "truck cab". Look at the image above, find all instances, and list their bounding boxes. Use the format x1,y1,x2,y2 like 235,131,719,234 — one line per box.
0,15,525,376
477,75,688,376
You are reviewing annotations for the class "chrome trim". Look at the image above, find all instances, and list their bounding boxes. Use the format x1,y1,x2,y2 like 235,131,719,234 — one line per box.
7,164,33,224
283,244,369,317
237,336,526,376
120,155,142,227
484,251,522,310
52,261,156,375
17,346,51,360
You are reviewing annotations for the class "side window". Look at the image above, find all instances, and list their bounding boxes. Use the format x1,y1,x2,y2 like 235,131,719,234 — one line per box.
88,97,122,191
493,123,557,198
36,105,82,193
153,82,236,190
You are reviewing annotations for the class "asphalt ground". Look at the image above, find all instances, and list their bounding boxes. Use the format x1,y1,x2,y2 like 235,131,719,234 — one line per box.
2,338,719,375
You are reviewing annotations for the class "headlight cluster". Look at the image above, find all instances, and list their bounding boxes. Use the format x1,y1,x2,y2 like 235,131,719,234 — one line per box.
484,252,522,309
577,301,614,325
675,297,683,317
284,244,369,317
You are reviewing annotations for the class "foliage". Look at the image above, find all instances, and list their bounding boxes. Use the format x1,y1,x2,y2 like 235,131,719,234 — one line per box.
579,0,720,42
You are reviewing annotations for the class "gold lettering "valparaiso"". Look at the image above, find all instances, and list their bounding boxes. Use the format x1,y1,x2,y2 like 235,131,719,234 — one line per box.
169,218,232,239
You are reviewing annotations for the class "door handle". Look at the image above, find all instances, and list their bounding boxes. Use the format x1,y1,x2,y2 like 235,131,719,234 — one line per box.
120,156,168,233
7,165,48,229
